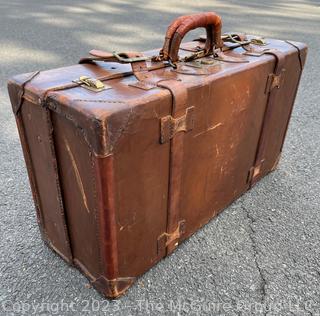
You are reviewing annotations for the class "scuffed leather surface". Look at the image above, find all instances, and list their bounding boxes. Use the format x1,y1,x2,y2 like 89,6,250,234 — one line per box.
1,0,318,314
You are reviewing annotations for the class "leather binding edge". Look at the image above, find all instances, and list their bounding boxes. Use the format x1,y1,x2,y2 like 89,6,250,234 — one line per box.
93,154,131,297
92,276,135,299
8,76,74,263
73,258,135,299
277,41,307,155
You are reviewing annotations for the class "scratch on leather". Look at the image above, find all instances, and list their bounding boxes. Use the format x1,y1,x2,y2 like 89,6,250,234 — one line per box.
73,99,125,104
107,107,135,152
215,144,220,156
193,122,223,137
47,99,96,152
97,118,109,156
63,137,90,213
117,211,137,232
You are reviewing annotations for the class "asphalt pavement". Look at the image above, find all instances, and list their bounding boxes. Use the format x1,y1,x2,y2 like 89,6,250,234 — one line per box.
0,1,320,315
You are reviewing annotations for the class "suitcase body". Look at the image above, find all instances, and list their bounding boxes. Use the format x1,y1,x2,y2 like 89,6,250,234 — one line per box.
8,13,307,298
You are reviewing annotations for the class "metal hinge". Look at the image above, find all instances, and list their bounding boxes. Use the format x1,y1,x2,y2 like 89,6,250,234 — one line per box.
265,69,285,93
157,220,186,254
160,107,195,144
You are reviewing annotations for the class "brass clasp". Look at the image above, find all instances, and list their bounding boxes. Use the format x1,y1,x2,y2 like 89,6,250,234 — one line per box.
250,37,268,46
73,76,108,92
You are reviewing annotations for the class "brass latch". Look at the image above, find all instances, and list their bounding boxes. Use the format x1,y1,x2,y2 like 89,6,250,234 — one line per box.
250,37,268,46
265,69,285,93
160,107,195,144
157,220,186,254
73,76,110,92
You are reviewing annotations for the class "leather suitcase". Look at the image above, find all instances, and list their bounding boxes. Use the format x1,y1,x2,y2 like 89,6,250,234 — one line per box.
8,12,307,298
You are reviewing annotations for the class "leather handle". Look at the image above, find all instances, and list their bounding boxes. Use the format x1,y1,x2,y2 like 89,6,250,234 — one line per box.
162,12,223,62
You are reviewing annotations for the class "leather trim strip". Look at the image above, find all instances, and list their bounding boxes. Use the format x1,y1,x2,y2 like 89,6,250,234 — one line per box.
250,49,286,186
278,42,305,154
15,114,47,242
12,71,40,114
94,155,120,279
285,40,303,71
44,109,74,261
157,80,188,255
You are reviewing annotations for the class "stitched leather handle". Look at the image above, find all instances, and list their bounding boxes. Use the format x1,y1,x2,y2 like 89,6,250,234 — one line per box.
162,12,223,62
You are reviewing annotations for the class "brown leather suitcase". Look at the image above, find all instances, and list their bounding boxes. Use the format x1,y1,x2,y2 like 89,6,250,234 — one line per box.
8,12,307,298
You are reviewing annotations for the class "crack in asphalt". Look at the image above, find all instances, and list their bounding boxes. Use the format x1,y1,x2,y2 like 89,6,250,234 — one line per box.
242,205,319,316
242,206,268,316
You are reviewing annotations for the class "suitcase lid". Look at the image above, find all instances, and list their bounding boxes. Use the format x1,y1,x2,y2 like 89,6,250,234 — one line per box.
8,37,306,115
8,36,306,156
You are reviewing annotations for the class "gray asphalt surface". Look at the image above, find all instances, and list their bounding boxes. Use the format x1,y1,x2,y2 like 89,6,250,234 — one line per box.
0,1,319,315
